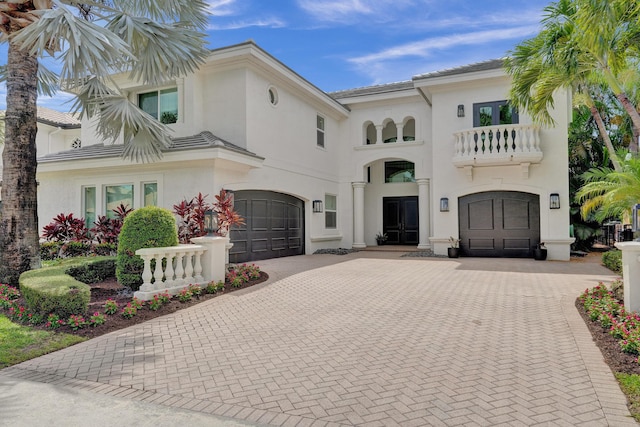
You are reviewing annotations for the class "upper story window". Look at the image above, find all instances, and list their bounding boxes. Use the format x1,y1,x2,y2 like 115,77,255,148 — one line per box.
139,87,178,124
473,101,518,127
317,115,325,148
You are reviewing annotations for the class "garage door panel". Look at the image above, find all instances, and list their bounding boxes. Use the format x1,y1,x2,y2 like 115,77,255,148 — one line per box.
502,199,530,230
271,201,286,230
467,199,495,230
460,191,539,258
503,238,531,250
230,191,305,263
468,238,495,250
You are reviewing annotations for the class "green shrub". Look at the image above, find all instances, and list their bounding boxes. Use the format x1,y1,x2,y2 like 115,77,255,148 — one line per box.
602,250,622,274
40,242,62,261
92,242,117,256
20,263,91,318
65,258,116,284
116,206,178,291
60,241,92,258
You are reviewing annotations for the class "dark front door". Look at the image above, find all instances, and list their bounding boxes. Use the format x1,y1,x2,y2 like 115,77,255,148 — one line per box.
383,196,418,245
459,191,540,257
230,191,304,263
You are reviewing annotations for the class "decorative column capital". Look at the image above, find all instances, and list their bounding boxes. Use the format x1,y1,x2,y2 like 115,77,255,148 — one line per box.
415,178,430,186
352,181,367,189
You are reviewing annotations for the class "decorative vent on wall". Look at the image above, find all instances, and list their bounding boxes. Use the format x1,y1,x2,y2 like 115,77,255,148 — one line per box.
71,138,82,149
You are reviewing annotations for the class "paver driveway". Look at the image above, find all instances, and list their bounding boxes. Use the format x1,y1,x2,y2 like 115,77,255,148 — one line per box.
1,253,636,426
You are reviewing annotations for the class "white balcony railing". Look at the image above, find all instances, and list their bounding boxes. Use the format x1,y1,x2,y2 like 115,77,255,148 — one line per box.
453,124,542,168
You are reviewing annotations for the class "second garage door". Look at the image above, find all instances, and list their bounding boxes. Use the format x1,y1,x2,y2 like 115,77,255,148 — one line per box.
229,191,304,263
459,191,540,257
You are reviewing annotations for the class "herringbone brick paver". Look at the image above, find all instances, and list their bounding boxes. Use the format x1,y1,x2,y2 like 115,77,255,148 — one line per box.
2,253,636,425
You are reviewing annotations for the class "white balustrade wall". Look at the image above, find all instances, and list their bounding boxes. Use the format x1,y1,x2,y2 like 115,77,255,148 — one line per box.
133,236,230,301
453,124,541,164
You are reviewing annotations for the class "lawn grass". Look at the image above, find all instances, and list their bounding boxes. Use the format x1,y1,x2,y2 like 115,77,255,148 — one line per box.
615,373,640,421
0,315,85,369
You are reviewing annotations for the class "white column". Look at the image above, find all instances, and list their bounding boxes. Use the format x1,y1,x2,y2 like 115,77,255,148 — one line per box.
396,122,404,143
352,182,366,248
416,179,430,249
375,125,383,145
615,242,640,312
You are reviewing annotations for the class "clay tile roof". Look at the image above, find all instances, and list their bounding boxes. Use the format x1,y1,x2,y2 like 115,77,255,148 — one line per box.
36,106,81,129
37,131,263,163
413,58,505,81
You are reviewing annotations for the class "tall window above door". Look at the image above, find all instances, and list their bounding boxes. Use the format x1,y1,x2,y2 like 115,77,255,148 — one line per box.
473,101,518,127
139,88,178,124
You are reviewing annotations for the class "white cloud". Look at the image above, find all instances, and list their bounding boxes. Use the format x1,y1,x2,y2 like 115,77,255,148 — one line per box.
208,17,286,31
207,0,237,16
296,0,414,23
349,26,540,67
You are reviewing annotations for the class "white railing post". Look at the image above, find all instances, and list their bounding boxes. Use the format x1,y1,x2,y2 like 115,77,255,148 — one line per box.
139,254,154,292
191,236,229,283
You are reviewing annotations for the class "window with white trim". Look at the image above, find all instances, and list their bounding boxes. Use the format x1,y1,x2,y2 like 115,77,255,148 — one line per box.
139,88,178,124
317,115,325,148
105,184,134,219
325,194,336,229
83,186,96,228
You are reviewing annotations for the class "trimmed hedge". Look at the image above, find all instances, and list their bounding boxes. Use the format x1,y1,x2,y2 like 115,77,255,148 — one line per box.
65,258,116,284
19,257,115,317
116,206,178,291
602,250,622,274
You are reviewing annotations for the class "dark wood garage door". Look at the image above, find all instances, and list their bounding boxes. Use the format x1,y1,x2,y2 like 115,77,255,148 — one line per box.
229,191,304,263
459,191,540,257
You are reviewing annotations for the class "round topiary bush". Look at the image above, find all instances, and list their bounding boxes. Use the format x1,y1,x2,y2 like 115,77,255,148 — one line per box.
116,206,178,290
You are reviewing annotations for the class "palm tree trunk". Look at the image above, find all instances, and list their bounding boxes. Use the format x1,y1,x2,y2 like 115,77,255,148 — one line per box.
615,92,640,153
588,105,622,172
0,42,40,285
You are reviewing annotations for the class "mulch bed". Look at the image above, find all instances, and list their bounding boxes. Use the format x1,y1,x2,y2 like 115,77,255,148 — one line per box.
575,298,640,376
7,272,268,339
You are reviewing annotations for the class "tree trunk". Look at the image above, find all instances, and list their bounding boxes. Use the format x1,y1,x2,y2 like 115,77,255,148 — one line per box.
0,42,40,285
589,105,622,172
615,92,640,154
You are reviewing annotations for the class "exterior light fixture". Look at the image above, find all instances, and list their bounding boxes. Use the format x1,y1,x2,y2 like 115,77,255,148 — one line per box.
312,200,323,213
203,210,217,236
549,193,560,209
457,104,465,117
440,197,449,212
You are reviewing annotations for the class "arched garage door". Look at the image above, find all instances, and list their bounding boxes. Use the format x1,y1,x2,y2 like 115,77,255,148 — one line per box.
229,191,304,263
459,191,540,258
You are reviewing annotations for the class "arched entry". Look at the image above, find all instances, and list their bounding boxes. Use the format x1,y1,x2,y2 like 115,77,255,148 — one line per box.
459,191,540,257
229,190,304,263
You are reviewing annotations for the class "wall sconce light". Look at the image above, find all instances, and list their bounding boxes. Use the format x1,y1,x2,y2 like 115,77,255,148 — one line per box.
312,200,323,213
440,197,449,212
457,104,465,117
549,193,560,209
203,210,218,236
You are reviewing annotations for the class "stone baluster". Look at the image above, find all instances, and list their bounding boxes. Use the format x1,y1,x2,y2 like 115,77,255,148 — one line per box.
139,254,154,291
164,252,175,286
184,253,194,284
153,254,164,287
174,252,185,285
193,249,204,283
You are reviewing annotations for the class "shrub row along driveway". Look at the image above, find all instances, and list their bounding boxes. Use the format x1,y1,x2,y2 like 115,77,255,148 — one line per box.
1,253,635,426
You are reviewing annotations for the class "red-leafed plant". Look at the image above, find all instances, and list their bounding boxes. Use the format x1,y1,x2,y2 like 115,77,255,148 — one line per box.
213,189,245,236
173,192,212,243
173,190,244,243
41,213,90,243
90,204,133,244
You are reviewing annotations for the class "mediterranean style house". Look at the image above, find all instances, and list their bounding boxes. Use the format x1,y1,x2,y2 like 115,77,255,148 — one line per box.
6,41,574,261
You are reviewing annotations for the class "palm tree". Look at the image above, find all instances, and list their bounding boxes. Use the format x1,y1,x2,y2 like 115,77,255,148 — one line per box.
577,156,640,222
505,0,640,156
0,1,209,284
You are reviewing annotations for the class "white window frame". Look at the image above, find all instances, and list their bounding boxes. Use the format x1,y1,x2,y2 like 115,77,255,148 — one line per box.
317,114,325,148
325,194,337,229
138,87,178,124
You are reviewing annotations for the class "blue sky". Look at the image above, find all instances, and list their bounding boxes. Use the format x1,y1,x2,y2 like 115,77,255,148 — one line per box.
1,0,552,110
